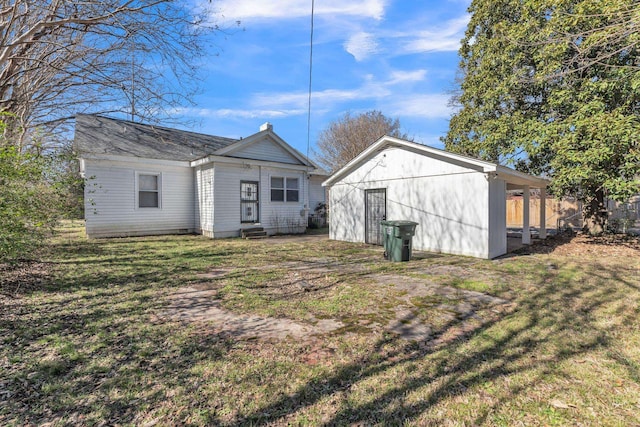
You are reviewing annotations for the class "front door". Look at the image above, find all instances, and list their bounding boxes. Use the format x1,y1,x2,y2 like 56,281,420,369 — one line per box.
240,181,259,223
365,188,386,245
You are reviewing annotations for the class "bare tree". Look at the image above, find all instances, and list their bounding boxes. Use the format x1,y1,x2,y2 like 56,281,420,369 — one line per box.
0,0,232,149
314,110,411,173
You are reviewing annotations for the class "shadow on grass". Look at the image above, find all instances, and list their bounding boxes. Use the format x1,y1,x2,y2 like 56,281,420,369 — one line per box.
230,258,633,426
2,232,639,425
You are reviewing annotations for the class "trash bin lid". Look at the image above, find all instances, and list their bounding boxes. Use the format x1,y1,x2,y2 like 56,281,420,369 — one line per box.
380,220,418,227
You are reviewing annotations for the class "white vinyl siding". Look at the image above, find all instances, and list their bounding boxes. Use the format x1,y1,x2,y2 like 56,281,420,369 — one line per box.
228,137,302,164
195,164,214,236
209,163,308,237
488,178,507,258
83,157,194,237
212,163,260,236
308,175,326,211
328,147,492,258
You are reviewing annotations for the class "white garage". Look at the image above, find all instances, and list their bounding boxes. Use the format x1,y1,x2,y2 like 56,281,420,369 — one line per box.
322,136,549,259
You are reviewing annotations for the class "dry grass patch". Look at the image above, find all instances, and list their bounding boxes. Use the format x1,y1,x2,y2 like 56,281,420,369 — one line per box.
1,225,639,426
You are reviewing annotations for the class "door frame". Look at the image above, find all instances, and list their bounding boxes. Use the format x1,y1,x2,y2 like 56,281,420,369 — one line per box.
240,180,259,224
365,188,387,245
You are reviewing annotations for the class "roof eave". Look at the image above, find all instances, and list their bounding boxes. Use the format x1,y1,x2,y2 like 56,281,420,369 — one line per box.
213,129,317,168
322,135,548,188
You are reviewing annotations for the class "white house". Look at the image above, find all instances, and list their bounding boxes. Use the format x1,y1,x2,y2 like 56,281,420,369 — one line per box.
323,136,549,259
75,114,326,238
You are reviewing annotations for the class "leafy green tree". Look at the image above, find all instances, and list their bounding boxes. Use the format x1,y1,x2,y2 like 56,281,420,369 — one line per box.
0,149,56,262
0,115,84,262
315,110,411,173
445,0,640,234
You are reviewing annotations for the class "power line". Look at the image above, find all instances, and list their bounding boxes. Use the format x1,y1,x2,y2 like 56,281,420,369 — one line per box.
305,0,315,163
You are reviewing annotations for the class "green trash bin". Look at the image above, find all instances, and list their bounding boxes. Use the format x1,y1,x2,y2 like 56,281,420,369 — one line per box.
380,220,418,262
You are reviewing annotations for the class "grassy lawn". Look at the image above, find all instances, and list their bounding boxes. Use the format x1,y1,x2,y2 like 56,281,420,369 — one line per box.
1,223,639,426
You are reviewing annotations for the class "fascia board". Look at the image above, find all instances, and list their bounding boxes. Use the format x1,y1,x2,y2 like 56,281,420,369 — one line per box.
213,130,313,167
79,153,191,168
190,155,314,171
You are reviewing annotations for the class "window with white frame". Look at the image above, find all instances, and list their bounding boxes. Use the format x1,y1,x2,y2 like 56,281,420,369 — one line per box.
137,173,161,208
286,177,299,202
271,176,299,202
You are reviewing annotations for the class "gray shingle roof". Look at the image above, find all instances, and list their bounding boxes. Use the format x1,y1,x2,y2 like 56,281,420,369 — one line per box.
74,114,239,162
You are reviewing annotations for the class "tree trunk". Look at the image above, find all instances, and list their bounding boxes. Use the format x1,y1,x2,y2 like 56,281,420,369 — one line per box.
582,189,608,235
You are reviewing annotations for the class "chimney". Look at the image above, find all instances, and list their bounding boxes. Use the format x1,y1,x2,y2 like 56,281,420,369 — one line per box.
260,122,273,132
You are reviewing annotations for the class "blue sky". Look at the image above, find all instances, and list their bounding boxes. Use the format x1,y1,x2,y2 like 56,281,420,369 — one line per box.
178,0,471,158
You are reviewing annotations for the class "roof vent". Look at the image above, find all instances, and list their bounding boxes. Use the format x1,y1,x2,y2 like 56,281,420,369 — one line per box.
260,122,273,132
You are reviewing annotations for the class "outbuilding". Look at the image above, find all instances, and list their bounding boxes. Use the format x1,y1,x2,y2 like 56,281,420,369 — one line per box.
323,136,549,259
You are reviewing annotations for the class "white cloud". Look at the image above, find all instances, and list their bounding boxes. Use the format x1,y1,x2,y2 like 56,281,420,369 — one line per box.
249,71,446,119
178,70,448,123
385,69,427,85
212,0,387,21
338,14,469,61
180,107,306,119
401,15,469,53
344,32,380,61
252,85,391,112
387,94,453,119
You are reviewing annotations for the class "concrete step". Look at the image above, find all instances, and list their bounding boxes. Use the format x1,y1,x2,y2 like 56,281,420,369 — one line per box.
245,233,268,239
241,228,267,239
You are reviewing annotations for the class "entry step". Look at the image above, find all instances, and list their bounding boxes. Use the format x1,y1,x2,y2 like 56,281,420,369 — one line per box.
241,227,267,239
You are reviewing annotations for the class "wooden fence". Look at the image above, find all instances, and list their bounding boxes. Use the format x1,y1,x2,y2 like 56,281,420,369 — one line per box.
507,195,639,230
506,197,581,229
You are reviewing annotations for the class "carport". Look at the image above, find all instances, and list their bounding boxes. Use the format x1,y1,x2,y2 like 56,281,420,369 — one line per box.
493,168,549,246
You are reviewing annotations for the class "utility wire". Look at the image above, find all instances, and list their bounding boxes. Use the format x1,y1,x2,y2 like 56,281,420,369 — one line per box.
305,0,315,163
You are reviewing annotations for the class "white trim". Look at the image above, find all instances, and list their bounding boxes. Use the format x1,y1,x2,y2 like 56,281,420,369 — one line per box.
496,165,548,188
322,135,549,189
214,129,314,167
269,175,300,203
79,158,86,178
191,154,315,171
135,171,162,210
80,153,190,168
522,185,531,244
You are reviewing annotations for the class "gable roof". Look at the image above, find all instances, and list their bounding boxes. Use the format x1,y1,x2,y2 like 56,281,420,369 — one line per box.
213,127,313,167
74,115,328,174
74,114,238,162
322,135,548,189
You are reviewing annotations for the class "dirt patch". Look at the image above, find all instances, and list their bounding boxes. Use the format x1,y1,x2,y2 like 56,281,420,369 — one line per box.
246,270,340,297
409,264,500,283
163,286,344,340
372,275,511,344
0,261,52,297
516,233,640,257
278,258,374,276
164,266,511,345
260,234,330,244
194,267,235,279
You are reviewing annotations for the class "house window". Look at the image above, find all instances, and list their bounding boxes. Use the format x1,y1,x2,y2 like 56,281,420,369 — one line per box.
286,178,299,202
271,176,299,202
271,177,284,201
138,173,160,208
